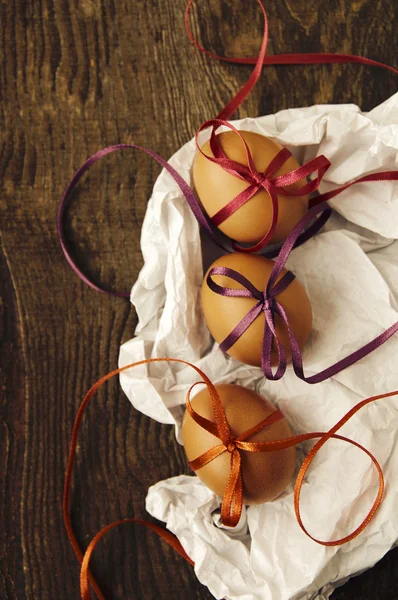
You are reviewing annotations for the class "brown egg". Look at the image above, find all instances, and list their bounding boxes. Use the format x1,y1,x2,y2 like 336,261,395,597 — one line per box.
192,131,309,245
182,383,296,504
202,253,312,367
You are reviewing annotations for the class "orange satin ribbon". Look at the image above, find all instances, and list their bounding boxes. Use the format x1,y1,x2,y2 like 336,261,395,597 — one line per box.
64,359,216,600
64,357,398,599
185,380,286,526
185,380,388,538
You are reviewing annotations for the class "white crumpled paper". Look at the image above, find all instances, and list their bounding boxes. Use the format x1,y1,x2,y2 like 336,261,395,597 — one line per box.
118,93,398,600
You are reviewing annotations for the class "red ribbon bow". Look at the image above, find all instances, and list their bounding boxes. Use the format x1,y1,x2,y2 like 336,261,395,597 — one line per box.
196,119,331,252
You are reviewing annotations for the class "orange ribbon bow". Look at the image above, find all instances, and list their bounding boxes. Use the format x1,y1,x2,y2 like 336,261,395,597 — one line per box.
184,374,387,537
63,357,397,599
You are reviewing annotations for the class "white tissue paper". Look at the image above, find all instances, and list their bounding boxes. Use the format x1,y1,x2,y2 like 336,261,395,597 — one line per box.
118,92,398,599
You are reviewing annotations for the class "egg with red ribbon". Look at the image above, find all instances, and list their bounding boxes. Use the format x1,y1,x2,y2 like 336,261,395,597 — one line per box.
182,383,296,505
201,252,312,368
192,130,309,250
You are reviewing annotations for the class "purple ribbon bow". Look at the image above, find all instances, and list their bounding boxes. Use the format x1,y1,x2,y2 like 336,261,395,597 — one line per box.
207,201,398,383
207,266,296,379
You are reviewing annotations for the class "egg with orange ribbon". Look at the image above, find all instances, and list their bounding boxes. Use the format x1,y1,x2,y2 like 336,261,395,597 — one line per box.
201,252,312,368
192,130,309,249
182,383,296,505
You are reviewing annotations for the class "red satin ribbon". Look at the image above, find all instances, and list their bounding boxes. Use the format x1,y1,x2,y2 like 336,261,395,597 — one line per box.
185,0,398,86
196,118,331,251
59,0,398,291
64,357,398,598
188,0,397,252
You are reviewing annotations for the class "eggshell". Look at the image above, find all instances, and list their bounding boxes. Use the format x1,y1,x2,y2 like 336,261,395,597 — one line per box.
182,383,296,504
192,131,309,245
202,253,312,367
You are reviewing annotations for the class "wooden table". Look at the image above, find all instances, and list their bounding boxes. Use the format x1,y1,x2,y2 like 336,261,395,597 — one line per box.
1,1,397,598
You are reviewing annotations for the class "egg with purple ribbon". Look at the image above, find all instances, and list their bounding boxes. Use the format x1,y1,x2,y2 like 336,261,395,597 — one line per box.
192,131,309,248
201,252,312,367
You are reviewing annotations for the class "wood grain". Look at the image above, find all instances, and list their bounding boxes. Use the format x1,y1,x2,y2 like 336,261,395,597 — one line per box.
0,0,397,598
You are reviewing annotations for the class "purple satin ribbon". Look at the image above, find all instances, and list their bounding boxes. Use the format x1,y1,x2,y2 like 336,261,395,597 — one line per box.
60,146,398,382
58,144,219,296
207,200,398,383
59,143,398,325
58,145,333,296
